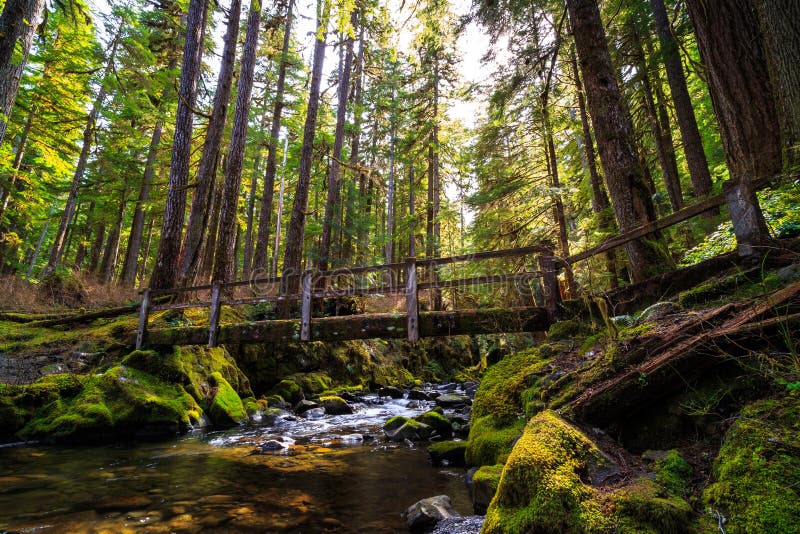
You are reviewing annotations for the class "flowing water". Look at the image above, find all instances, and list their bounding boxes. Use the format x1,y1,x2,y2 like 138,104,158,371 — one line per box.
0,394,472,533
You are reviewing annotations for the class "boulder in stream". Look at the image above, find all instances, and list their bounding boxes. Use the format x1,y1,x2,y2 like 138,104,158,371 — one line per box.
383,416,432,441
435,394,471,408
378,386,404,399
319,395,354,415
402,495,460,531
293,399,321,415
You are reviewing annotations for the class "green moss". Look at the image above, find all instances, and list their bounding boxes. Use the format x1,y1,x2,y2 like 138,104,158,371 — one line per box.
655,450,692,496
384,415,411,431
482,411,608,533
415,410,453,438
547,320,592,340
483,412,692,534
289,372,332,395
206,372,246,427
428,440,467,466
269,379,304,405
20,365,202,441
466,415,525,466
472,463,504,493
472,347,550,420
703,396,800,533
610,478,693,534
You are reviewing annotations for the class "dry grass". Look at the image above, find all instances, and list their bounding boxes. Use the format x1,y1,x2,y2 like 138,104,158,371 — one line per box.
0,272,137,313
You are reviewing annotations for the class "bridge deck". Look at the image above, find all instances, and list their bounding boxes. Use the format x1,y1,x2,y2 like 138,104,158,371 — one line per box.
137,307,550,346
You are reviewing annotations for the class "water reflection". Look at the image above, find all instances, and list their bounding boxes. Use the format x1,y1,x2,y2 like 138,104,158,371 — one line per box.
0,394,471,532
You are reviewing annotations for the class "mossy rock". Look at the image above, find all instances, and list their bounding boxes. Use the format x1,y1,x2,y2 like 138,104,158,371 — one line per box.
466,415,525,467
483,412,692,533
654,450,692,496
383,416,431,441
472,464,504,515
703,396,800,533
415,410,453,439
482,411,611,533
428,440,466,466
289,372,332,395
206,372,246,427
319,395,353,415
269,379,304,405
18,366,202,442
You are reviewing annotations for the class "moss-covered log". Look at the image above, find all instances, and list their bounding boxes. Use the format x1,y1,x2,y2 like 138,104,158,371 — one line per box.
137,307,550,346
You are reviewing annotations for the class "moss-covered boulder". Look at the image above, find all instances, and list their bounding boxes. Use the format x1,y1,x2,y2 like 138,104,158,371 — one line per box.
471,464,503,515
206,372,246,427
18,366,202,442
383,416,431,442
269,379,304,405
319,395,353,415
415,410,453,439
482,411,612,533
483,411,692,533
428,440,467,466
703,397,800,533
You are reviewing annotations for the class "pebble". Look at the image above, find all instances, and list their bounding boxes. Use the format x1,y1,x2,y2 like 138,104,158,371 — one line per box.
432,516,485,534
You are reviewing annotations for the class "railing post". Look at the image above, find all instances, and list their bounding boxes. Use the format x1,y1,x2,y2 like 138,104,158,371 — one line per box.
208,281,222,348
405,257,419,343
301,270,313,341
538,241,562,320
136,289,150,350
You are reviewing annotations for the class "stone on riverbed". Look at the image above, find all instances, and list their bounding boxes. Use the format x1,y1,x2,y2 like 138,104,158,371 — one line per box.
378,386,404,399
319,396,354,415
415,411,453,439
402,495,460,531
435,394,471,408
383,416,432,441
408,389,431,401
432,516,484,534
428,440,467,466
293,399,320,415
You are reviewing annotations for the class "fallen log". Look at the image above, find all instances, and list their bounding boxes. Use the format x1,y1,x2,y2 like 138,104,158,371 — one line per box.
570,282,800,424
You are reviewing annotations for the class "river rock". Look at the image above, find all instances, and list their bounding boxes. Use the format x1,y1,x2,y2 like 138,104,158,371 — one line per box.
435,394,471,408
294,399,320,415
320,396,354,415
402,495,460,531
432,516,484,534
383,416,432,442
415,411,453,439
408,389,431,401
254,440,288,453
301,407,326,419
427,440,467,466
378,386,404,399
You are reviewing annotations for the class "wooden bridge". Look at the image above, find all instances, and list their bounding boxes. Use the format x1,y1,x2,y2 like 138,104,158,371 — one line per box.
134,177,776,349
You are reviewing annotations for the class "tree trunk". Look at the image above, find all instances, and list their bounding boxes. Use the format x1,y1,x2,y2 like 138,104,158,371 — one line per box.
566,0,668,282
0,106,34,221
408,166,416,257
649,0,715,204
177,0,240,287
88,224,106,274
43,34,121,276
631,24,682,212
569,45,618,288
0,0,45,145
138,213,155,284
253,1,294,273
100,181,129,283
73,200,94,269
199,176,223,282
755,0,800,171
149,0,208,290
686,0,778,254
340,24,364,263
213,0,262,285
318,10,356,273
283,0,328,294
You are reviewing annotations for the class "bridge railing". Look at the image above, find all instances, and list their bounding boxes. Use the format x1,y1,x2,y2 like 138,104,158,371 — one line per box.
135,244,559,349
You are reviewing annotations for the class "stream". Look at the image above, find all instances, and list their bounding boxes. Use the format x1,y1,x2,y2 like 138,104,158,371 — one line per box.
0,391,473,533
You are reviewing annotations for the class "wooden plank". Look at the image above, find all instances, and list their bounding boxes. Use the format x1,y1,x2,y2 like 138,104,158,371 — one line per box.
406,257,419,343
418,271,542,290
224,294,302,307
311,285,402,298
135,289,150,350
139,307,551,345
317,262,405,278
208,281,222,348
416,244,549,269
300,270,312,341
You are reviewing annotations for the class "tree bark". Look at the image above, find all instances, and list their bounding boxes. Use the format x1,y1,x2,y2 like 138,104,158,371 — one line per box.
213,0,262,285
318,10,356,273
100,180,129,283
177,0,241,287
0,0,45,145
566,0,668,282
649,0,715,203
283,0,328,294
149,0,208,290
685,0,778,254
754,0,800,171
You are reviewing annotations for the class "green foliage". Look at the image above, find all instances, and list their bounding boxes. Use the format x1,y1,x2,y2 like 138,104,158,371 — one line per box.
655,450,693,496
704,397,800,533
